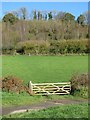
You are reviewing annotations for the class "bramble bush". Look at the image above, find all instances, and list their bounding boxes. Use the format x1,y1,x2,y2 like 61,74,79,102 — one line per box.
1,76,32,95
70,73,88,98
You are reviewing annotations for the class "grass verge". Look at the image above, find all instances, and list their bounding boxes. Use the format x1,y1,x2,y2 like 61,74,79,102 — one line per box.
3,103,88,118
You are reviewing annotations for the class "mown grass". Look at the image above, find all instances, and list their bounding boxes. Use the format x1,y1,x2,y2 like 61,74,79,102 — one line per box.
4,103,88,118
2,55,88,85
2,92,84,107
1,55,88,107
2,92,45,107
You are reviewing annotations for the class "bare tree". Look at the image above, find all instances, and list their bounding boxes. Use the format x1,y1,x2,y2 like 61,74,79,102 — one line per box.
13,11,19,19
20,7,28,20
55,11,66,20
83,11,89,25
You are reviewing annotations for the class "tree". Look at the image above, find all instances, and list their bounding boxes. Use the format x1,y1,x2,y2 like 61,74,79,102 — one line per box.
33,10,37,20
45,13,47,20
20,7,28,20
83,11,88,25
77,14,85,25
37,11,42,20
13,11,19,19
48,12,52,20
55,12,65,20
64,13,75,22
3,13,18,24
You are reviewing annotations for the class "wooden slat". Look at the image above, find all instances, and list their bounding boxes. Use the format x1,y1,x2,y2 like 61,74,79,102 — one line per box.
34,92,70,95
32,82,70,86
33,87,70,90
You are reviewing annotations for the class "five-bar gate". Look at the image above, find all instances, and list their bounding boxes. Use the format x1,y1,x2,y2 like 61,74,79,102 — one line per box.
29,81,71,95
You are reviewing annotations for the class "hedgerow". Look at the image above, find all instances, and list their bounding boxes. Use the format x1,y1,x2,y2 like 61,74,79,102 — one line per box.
2,39,89,55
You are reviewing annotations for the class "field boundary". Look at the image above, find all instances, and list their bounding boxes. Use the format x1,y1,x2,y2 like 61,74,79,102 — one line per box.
29,81,71,95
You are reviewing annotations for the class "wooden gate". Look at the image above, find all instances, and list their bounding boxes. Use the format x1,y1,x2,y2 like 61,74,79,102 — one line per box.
29,81,71,95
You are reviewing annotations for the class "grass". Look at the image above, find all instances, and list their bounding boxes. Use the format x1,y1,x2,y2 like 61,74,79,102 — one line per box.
0,56,2,78
2,92,46,107
2,91,85,107
1,55,88,107
2,55,88,85
4,103,88,118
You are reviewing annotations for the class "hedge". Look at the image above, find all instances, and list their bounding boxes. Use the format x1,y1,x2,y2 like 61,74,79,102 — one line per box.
2,39,89,55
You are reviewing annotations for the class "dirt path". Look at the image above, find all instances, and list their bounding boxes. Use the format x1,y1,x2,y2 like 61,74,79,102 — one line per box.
2,99,88,116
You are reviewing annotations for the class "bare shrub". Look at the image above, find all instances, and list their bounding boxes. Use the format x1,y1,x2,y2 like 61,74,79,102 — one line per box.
1,76,32,95
70,73,89,97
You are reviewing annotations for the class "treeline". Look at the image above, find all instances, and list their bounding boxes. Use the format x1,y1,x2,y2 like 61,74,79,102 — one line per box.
2,8,88,23
2,7,89,54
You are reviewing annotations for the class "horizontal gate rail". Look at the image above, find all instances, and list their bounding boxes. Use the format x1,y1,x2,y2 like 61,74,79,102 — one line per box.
29,81,71,95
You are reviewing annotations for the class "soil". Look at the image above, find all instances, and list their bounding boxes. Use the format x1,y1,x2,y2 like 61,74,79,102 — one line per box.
1,99,88,116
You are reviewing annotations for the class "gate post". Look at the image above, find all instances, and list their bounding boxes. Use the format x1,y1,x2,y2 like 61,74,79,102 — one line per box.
29,81,33,95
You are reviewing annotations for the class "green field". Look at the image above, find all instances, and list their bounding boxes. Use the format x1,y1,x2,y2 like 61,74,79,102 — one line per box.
1,55,88,107
4,103,88,118
2,55,88,85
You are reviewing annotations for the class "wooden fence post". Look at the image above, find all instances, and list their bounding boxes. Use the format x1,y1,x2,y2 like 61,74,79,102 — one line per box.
29,81,33,95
